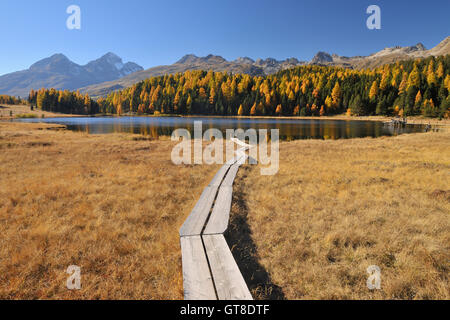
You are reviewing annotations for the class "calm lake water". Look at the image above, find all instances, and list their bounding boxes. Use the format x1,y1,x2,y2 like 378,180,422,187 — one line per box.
17,116,428,140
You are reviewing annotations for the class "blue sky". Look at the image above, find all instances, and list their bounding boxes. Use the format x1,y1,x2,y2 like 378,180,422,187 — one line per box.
0,0,448,75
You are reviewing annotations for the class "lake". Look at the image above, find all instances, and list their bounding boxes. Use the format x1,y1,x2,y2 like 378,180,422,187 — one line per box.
16,116,428,140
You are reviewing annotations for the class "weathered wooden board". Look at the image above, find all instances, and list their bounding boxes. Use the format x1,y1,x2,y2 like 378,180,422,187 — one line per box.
179,186,219,237
180,236,217,300
221,163,240,187
225,155,239,165
209,164,231,187
203,234,253,300
180,150,253,301
203,186,233,235
221,155,246,187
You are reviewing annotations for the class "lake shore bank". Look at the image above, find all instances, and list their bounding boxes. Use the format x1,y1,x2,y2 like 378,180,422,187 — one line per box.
2,105,449,129
181,114,450,127
0,104,88,120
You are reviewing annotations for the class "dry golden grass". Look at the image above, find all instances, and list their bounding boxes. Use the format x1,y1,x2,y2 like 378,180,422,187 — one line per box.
231,132,449,300
1,120,448,300
0,105,82,120
0,122,218,299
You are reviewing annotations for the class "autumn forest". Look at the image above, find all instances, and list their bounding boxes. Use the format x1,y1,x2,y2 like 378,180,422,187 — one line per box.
27,55,450,118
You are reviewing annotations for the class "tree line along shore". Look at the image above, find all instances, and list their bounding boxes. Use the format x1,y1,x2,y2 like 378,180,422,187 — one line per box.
18,55,449,120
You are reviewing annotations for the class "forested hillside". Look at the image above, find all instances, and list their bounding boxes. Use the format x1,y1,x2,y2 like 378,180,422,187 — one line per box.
29,55,450,118
0,95,23,105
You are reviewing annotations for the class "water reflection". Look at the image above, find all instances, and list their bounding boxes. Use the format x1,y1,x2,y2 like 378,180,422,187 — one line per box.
16,116,428,141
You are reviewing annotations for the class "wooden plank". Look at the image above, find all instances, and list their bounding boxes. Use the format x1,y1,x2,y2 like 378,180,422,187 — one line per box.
179,186,219,237
225,155,239,165
203,186,233,235
209,152,245,187
237,154,248,165
180,151,251,300
203,234,253,300
221,162,241,187
221,154,248,187
180,236,217,300
209,164,231,187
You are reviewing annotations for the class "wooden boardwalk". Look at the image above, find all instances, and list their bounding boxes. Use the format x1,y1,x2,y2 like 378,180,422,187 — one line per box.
179,153,252,300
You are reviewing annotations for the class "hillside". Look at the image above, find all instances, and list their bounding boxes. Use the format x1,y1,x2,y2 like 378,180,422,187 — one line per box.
79,55,271,98
317,37,450,69
81,37,450,98
1,37,448,99
0,53,143,97
30,54,450,119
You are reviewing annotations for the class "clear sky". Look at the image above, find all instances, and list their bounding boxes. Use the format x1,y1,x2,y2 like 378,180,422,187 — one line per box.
0,0,449,75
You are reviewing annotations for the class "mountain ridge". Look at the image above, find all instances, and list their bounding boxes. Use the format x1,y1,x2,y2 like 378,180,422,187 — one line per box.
81,36,449,98
1,37,448,98
315,38,449,69
0,53,143,97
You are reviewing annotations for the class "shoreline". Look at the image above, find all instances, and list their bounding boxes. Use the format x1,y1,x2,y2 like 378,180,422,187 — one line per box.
0,104,89,120
2,105,449,128
180,114,450,126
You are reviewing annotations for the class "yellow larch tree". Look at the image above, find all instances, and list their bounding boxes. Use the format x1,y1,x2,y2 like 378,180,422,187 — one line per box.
319,105,326,116
250,103,257,116
325,96,333,109
331,82,341,108
445,75,450,91
415,90,422,105
237,104,244,116
398,73,408,94
436,62,444,79
209,87,216,105
407,66,421,89
275,104,282,116
369,80,379,100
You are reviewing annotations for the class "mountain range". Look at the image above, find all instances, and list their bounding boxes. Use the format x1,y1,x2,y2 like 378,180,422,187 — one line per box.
310,37,450,69
79,36,450,97
0,53,143,97
0,37,448,98
78,54,309,98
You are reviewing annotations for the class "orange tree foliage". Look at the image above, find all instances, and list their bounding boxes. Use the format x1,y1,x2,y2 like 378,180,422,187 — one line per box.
30,55,450,118
0,95,23,105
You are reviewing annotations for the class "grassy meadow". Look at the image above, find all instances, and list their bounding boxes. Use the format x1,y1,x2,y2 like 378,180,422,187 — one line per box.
0,118,448,300
229,131,449,299
0,104,81,120
0,121,218,299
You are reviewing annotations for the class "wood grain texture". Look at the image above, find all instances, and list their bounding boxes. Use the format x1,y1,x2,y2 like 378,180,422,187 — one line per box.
180,236,217,300
203,234,253,300
203,186,233,235
209,164,231,187
180,151,252,300
221,163,240,187
221,155,247,186
179,186,219,237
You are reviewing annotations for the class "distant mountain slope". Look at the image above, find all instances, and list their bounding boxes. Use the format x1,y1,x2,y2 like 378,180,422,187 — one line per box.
0,53,143,97
80,55,308,98
2,37,448,99
313,37,450,69
79,54,276,98
81,36,449,98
